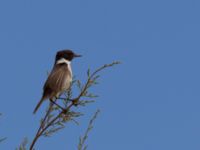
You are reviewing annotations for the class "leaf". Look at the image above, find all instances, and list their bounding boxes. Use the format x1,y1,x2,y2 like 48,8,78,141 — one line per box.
17,137,28,150
78,100,95,106
43,126,64,137
77,80,82,91
87,69,90,77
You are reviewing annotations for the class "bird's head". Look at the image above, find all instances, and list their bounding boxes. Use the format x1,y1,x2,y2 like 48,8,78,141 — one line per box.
55,49,82,63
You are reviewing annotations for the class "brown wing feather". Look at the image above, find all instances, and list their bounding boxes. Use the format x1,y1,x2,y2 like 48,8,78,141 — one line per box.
43,64,71,99
33,64,71,114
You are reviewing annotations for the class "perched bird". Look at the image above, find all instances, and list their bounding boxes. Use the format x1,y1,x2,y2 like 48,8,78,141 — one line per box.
33,50,81,114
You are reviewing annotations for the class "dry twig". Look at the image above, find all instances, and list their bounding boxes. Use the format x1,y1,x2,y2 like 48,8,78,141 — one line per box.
78,109,100,150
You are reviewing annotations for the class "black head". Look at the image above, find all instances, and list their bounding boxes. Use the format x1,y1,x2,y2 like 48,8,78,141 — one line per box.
55,49,81,62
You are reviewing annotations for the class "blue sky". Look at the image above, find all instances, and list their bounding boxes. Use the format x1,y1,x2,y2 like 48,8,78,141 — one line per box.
0,0,200,149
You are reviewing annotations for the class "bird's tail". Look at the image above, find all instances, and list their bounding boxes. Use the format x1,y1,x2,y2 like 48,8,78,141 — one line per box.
33,98,44,114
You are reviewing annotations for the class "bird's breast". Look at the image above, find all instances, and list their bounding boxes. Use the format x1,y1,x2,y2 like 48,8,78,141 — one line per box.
62,65,72,90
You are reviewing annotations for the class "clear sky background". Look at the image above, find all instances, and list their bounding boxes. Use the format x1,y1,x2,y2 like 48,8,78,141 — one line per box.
0,0,200,149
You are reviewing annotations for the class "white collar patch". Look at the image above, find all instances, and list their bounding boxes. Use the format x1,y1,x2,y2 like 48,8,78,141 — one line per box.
56,58,73,76
56,58,71,65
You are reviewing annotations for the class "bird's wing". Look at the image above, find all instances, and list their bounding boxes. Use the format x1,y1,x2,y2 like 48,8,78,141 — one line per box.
34,64,71,114
43,64,71,98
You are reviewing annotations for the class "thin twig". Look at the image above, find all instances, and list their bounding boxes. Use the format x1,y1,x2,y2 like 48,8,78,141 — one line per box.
78,110,100,150
29,103,54,150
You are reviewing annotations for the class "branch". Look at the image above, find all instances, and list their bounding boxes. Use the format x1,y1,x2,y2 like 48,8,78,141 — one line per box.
78,109,100,150
29,61,120,150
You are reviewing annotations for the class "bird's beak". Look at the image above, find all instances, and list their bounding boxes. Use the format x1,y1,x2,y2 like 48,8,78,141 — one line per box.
74,53,82,57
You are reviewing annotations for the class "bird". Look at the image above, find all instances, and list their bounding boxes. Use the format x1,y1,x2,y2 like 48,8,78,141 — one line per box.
33,49,82,114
